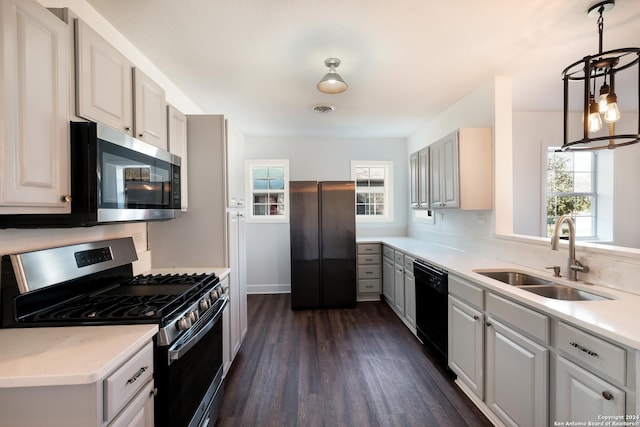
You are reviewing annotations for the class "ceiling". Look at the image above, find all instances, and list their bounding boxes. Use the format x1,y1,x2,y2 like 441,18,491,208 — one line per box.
85,0,640,138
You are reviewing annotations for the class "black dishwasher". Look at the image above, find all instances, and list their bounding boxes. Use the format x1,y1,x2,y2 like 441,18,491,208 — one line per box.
414,259,448,364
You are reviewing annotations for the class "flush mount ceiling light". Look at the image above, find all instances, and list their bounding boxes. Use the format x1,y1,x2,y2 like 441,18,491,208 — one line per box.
316,58,348,94
561,0,640,151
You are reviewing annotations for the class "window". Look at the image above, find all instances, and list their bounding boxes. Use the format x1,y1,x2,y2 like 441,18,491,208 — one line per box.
545,149,596,238
246,159,289,223
351,161,393,222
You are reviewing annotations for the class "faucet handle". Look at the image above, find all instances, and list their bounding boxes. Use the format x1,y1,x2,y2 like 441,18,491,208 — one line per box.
545,266,562,277
570,260,589,273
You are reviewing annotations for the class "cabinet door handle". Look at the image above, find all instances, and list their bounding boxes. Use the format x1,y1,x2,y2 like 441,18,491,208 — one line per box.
473,315,479,321
602,391,614,401
138,133,144,138
570,342,599,357
486,321,492,327
126,365,149,385
61,195,72,203
124,126,131,132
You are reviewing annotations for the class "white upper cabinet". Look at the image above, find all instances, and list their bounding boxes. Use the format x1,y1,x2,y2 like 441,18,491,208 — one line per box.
429,128,492,210
75,19,167,150
225,120,245,208
409,147,429,209
133,67,167,150
167,104,188,211
0,0,71,213
75,18,133,135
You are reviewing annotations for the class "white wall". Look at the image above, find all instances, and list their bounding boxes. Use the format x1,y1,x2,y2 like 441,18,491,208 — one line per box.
244,135,407,293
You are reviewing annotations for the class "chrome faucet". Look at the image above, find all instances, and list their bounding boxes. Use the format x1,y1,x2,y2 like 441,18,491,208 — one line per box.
550,215,589,281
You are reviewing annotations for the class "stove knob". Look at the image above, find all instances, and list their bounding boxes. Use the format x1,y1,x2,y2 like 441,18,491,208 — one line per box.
209,290,218,300
188,310,199,322
177,316,192,331
200,299,210,311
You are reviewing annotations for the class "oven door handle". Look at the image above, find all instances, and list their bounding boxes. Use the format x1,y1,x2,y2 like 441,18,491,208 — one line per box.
168,296,228,364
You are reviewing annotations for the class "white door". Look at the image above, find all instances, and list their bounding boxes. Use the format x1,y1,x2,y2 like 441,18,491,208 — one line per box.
555,356,625,423
394,264,404,314
382,256,394,303
0,0,70,213
75,19,133,134
404,272,416,327
133,68,167,149
441,132,459,208
486,317,549,427
167,104,188,211
448,295,484,399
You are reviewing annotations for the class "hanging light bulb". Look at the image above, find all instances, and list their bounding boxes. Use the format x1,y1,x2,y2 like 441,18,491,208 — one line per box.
603,92,620,123
598,81,610,113
588,95,603,132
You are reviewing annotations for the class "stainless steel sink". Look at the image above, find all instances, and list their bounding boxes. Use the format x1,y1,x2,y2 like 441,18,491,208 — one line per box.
476,271,553,286
520,284,609,301
474,270,611,301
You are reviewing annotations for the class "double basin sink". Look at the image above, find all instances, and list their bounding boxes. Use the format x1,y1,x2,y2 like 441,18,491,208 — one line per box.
474,270,610,301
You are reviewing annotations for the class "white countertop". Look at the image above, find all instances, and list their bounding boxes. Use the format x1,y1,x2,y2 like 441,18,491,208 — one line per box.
0,325,157,388
360,236,640,351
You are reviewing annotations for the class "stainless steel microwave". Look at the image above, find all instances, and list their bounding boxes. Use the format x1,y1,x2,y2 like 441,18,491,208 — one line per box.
0,122,181,228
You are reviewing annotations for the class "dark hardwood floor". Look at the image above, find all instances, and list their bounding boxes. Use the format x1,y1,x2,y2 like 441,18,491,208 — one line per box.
217,294,491,426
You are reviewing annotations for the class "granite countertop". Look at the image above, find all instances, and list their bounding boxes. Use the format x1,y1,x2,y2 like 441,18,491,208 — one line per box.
359,236,640,350
0,325,157,388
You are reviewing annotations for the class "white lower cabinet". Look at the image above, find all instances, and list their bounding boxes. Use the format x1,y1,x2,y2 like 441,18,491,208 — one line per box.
403,255,416,328
485,317,549,427
394,252,405,315
555,355,625,423
448,295,484,400
382,251,394,304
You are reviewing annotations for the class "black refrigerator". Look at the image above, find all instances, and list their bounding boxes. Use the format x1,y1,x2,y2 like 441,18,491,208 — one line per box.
289,181,356,309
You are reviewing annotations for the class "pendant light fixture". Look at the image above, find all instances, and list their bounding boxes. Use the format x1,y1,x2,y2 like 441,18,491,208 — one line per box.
317,58,348,94
561,0,640,151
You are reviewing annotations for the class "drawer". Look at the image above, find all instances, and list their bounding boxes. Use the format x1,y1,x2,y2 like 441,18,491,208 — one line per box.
358,265,380,280
358,254,380,265
449,274,484,309
394,250,404,265
358,244,380,255
358,279,381,293
403,255,415,272
382,245,394,259
486,292,549,344
557,321,626,384
104,342,154,422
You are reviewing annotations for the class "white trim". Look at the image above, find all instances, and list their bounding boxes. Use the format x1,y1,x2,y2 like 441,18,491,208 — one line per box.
245,159,290,224
246,283,291,294
350,160,394,223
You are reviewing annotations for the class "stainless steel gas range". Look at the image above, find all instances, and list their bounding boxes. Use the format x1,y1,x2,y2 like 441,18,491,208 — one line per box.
0,237,227,427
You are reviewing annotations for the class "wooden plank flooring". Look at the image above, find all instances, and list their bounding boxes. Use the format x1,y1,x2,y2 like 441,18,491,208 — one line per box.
217,294,491,426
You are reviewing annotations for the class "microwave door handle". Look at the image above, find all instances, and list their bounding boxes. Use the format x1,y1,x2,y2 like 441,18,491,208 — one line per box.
167,296,228,364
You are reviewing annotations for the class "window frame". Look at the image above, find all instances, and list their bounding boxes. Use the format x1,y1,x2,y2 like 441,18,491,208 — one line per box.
543,148,597,240
350,160,394,223
245,159,290,224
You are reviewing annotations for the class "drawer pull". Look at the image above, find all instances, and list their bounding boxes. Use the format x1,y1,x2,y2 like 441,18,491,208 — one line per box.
365,272,373,275
126,365,149,385
602,391,614,401
570,342,599,357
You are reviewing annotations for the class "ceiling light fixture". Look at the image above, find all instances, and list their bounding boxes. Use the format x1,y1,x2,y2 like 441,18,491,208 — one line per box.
316,58,348,94
561,0,639,151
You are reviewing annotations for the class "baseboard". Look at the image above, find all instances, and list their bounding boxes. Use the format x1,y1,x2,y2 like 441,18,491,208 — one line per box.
247,283,291,294
454,379,505,427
